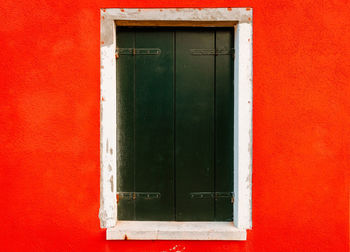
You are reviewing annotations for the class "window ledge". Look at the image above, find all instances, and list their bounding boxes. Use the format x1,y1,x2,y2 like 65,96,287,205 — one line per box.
106,221,246,240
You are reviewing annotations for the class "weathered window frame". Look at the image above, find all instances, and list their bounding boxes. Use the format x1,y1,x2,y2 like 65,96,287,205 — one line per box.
99,8,252,240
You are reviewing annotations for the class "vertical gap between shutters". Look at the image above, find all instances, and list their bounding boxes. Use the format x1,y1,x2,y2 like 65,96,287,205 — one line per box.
173,30,177,221
213,30,217,220
133,30,136,220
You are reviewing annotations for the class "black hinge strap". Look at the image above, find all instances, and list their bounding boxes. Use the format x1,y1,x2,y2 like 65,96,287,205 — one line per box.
189,192,234,203
190,48,235,56
115,48,161,57
117,192,161,201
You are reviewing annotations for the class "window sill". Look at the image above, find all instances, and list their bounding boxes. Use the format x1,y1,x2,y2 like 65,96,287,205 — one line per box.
106,221,246,240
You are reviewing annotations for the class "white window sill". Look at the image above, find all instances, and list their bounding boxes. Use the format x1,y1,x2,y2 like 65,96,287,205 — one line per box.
107,221,246,240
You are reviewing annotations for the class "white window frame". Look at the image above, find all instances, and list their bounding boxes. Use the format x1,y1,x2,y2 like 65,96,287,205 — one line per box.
99,8,252,240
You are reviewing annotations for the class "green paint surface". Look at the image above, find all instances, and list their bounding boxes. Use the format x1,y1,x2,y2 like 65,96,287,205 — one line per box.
117,27,233,221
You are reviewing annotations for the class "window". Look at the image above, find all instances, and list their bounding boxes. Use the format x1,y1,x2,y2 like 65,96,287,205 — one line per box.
100,8,252,240
116,27,234,221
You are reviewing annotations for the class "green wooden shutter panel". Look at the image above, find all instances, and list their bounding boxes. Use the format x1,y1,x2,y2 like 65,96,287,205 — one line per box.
116,27,233,221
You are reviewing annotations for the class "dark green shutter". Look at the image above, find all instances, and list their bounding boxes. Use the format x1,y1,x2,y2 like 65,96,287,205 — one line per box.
117,27,233,221
214,30,234,221
175,29,215,220
134,30,175,220
117,28,175,220
116,29,135,220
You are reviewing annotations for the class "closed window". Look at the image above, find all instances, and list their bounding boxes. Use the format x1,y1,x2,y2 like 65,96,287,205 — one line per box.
100,8,252,240
116,27,234,221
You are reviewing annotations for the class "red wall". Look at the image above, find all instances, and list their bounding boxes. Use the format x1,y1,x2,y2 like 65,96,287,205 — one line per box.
1,0,349,251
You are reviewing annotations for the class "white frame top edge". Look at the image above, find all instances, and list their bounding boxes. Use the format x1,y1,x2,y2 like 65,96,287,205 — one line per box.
101,8,252,23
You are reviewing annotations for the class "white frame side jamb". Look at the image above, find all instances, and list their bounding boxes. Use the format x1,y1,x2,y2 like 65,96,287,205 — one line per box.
99,7,253,239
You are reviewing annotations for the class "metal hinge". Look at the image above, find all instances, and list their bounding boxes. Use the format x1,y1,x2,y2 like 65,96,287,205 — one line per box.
189,192,234,203
190,48,235,58
115,48,161,58
117,192,161,201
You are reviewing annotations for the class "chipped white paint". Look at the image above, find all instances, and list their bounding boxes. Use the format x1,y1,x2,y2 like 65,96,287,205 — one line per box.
99,16,117,228
107,221,246,240
234,23,253,229
100,7,253,236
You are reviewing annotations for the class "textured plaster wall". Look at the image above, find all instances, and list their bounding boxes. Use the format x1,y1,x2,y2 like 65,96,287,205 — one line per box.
0,0,349,251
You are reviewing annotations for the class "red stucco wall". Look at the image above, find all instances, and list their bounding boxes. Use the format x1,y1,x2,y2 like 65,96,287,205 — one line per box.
1,0,349,251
